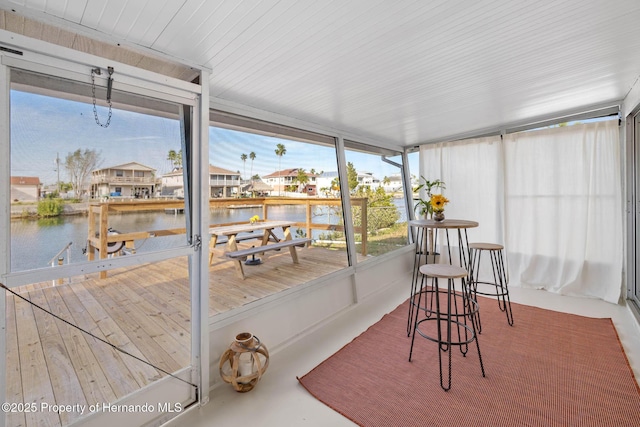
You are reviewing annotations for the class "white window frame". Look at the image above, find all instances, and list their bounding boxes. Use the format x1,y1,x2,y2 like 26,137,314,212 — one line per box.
0,31,210,426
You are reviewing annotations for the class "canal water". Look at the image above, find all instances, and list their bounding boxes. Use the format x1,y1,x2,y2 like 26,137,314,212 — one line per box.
10,199,407,272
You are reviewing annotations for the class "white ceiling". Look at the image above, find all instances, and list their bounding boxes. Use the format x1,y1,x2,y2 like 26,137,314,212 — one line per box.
3,0,640,148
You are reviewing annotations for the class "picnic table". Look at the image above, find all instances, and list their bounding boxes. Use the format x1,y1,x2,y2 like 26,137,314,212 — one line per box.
209,220,310,279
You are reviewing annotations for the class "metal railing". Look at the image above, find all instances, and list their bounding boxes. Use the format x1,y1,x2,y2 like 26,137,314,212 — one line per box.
48,241,72,286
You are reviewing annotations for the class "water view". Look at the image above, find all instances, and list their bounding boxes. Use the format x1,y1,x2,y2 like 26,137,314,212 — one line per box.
10,199,408,272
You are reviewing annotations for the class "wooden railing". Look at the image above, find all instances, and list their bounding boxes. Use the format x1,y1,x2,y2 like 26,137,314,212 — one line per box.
91,176,155,184
87,197,368,278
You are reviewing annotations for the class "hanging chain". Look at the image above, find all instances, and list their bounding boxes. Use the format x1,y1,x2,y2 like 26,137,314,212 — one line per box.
91,67,113,128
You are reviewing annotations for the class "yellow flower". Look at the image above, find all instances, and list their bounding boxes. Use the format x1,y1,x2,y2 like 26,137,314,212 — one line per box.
430,194,449,212
250,215,260,224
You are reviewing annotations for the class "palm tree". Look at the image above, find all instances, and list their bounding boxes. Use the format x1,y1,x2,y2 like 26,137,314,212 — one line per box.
167,149,183,169
296,168,309,192
275,143,286,195
167,149,178,171
240,153,248,182
249,151,256,183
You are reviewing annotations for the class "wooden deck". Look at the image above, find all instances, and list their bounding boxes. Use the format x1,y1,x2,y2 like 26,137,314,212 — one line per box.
5,244,351,426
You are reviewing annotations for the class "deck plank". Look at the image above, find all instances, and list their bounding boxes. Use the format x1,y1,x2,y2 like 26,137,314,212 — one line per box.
7,245,353,426
5,294,26,427
99,269,191,356
30,288,86,426
82,279,183,374
55,285,142,398
13,294,60,427
123,266,192,329
42,286,118,406
69,281,162,387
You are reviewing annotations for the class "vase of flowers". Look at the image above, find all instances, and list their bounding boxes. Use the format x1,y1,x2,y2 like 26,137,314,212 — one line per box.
430,194,449,222
414,177,447,255
414,177,446,219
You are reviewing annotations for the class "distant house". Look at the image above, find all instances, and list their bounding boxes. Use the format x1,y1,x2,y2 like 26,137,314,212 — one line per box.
160,168,185,198
315,170,381,196
241,179,273,197
161,165,241,198
356,171,380,188
263,168,317,196
10,176,41,201
209,165,242,197
90,162,156,199
382,174,404,193
316,171,340,197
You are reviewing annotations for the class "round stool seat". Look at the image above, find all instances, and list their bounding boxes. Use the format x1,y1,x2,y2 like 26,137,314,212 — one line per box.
411,261,485,391
469,242,503,251
419,263,467,279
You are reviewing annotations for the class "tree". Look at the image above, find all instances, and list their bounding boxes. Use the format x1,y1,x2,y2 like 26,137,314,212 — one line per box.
65,148,101,199
167,149,182,169
240,153,248,181
275,143,287,195
249,151,256,182
347,162,359,192
295,168,309,192
352,185,400,233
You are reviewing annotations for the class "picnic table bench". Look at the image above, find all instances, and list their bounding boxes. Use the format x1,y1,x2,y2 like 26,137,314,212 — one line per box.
209,220,310,279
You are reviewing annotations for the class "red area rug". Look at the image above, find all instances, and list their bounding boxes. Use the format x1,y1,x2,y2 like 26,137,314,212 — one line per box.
298,298,640,426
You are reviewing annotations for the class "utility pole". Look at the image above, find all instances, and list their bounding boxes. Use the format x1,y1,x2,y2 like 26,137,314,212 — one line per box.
55,152,60,194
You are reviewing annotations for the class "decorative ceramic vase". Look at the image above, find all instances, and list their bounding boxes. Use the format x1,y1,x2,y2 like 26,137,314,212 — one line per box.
219,332,270,392
433,211,445,222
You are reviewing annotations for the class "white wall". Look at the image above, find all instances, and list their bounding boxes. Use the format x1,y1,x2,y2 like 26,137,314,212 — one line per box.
208,248,413,388
10,185,38,201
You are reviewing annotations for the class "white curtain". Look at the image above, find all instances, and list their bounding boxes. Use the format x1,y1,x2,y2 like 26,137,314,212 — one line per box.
420,120,623,303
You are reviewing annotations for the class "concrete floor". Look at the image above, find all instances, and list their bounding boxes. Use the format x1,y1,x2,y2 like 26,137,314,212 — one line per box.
168,281,640,427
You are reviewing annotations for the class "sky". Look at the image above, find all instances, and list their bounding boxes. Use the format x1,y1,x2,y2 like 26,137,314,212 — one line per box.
11,90,417,186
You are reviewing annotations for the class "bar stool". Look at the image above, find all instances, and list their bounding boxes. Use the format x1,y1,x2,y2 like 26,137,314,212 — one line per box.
409,264,485,391
468,242,514,333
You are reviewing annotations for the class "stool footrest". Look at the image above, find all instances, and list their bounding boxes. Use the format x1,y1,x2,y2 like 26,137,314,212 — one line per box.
415,318,477,347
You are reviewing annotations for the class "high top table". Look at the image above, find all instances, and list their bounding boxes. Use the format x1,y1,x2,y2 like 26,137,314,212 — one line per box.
407,219,479,335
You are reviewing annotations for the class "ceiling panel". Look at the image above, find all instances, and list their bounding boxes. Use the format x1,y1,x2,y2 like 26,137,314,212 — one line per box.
3,0,640,147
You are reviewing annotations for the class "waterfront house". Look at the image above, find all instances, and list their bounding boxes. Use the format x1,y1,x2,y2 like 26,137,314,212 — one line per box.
90,162,156,199
263,168,318,196
315,170,383,195
162,165,241,198
10,176,40,202
382,173,405,194
315,171,340,197
159,168,184,198
240,179,273,197
208,165,242,198
2,2,640,427
355,171,380,189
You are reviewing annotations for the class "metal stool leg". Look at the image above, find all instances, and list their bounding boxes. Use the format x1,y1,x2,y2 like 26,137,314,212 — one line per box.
410,264,486,391
494,248,513,326
469,243,514,329
468,246,483,333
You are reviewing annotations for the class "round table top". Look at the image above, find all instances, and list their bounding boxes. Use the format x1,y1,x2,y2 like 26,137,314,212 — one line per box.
409,219,479,229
